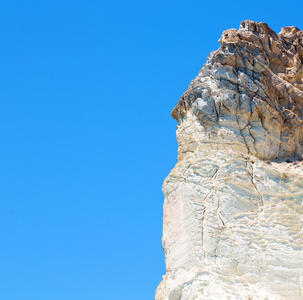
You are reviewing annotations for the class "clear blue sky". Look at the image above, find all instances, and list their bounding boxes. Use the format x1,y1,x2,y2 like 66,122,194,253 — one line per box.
1,1,302,299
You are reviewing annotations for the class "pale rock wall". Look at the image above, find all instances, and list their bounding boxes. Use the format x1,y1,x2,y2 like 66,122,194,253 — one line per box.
156,20,303,300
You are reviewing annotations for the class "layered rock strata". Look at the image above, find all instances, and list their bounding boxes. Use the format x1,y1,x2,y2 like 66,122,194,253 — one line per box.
156,20,303,300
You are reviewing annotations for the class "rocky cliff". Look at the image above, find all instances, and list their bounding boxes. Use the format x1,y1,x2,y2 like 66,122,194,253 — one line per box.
156,20,303,300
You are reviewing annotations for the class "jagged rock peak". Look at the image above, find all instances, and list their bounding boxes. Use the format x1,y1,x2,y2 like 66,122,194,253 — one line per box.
157,21,303,300
172,20,303,160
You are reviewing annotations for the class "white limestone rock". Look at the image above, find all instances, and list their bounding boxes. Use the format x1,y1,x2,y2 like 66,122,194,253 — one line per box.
157,20,303,300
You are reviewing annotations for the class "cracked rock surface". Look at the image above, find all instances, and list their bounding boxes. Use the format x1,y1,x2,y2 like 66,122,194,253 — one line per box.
156,20,303,300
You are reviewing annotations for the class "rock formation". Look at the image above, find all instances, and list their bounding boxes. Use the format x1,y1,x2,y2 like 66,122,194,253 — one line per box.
156,20,303,300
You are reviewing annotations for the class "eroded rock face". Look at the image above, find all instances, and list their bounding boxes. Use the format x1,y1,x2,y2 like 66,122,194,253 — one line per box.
156,20,303,300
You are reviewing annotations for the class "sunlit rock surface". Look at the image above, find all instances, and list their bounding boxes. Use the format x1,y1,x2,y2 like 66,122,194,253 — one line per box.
156,20,303,300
